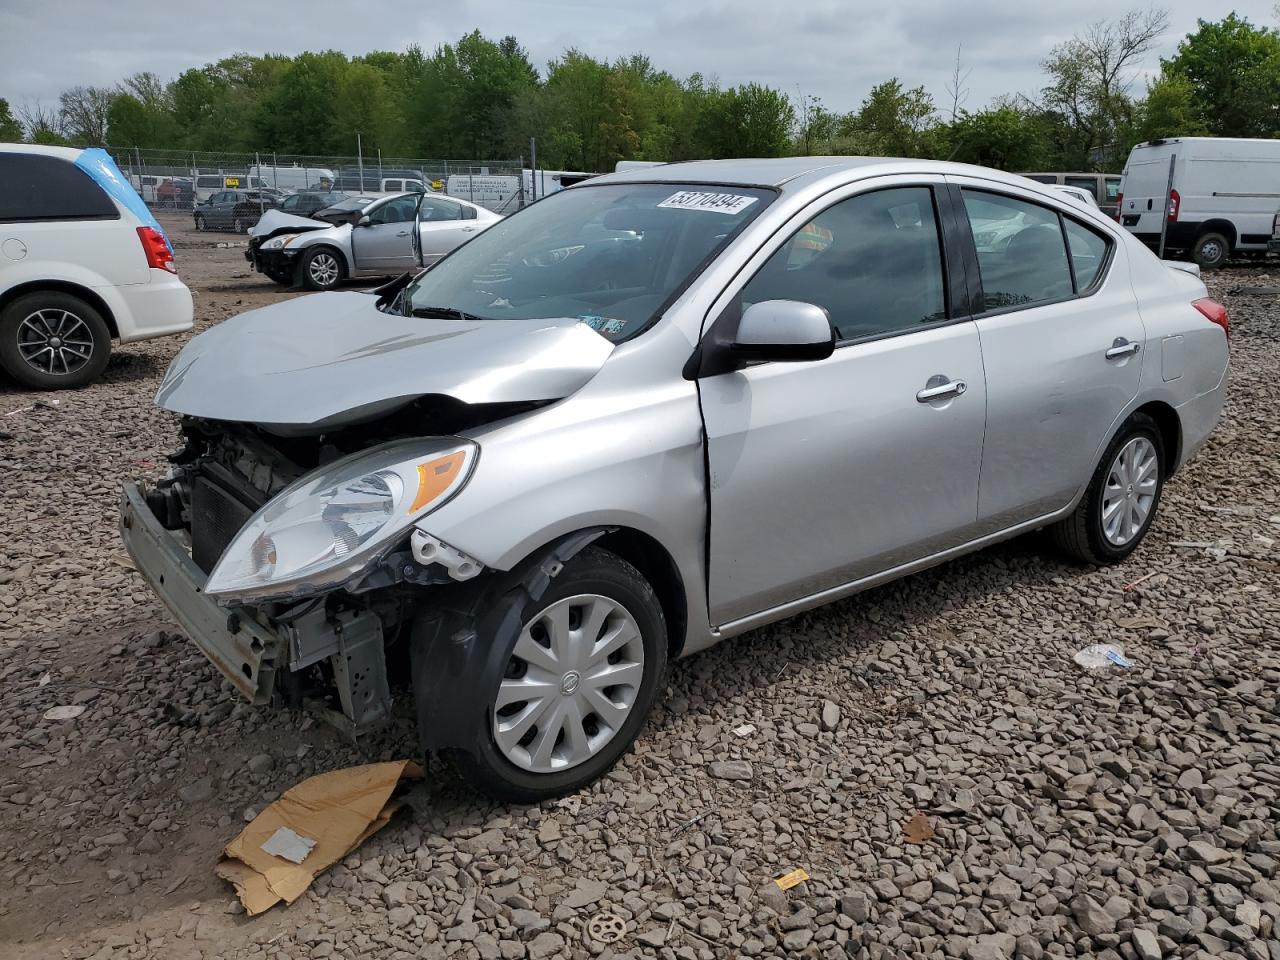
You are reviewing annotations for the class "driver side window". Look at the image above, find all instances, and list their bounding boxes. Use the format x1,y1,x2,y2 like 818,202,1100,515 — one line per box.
741,186,948,342
369,196,418,225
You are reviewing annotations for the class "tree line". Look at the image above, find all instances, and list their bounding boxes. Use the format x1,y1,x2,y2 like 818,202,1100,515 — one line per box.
2,11,1278,173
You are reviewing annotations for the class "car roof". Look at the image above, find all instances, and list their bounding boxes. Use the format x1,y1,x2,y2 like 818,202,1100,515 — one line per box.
0,143,83,161
593,156,1111,200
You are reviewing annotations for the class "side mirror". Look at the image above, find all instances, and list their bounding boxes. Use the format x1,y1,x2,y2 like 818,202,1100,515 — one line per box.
731,300,835,362
356,214,372,227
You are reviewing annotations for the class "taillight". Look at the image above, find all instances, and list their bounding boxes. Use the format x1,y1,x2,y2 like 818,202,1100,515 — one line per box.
137,226,176,274
1167,189,1180,222
1113,192,1123,221
1273,211,1280,237
1192,297,1229,339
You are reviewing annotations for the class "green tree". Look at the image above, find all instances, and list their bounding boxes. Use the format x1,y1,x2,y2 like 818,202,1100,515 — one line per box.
1161,14,1280,137
947,105,1050,169
331,61,396,154
852,79,936,156
1130,73,1209,142
58,85,113,144
0,98,21,141
1038,8,1169,169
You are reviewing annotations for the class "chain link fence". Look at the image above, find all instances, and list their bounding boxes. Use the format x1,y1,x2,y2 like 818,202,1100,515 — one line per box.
108,148,529,215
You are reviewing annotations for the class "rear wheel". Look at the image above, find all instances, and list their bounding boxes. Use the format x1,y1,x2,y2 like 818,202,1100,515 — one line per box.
1192,232,1230,269
0,292,112,390
297,247,344,290
444,546,668,803
1049,412,1165,564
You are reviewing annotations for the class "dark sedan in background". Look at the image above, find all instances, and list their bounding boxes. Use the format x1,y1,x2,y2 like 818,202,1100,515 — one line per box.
192,190,280,234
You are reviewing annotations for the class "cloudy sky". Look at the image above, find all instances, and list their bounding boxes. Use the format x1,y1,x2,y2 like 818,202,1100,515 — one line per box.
2,0,1276,116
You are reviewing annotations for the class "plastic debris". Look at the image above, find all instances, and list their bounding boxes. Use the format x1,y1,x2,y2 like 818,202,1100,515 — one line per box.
774,867,810,890
902,810,935,844
732,723,756,737
216,759,422,915
43,705,86,721
1073,644,1133,671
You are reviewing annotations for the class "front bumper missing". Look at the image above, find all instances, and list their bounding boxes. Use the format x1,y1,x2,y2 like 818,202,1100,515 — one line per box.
120,481,280,704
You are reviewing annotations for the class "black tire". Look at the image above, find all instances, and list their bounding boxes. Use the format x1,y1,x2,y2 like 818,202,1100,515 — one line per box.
1192,232,1230,269
1049,412,1165,565
0,292,112,390
445,546,668,803
193,214,205,231
297,246,345,291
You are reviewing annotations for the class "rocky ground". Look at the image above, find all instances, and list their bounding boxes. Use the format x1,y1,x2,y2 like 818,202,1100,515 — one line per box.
0,219,1277,960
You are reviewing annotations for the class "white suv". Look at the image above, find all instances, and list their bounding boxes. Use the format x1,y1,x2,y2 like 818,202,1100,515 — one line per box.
0,144,194,389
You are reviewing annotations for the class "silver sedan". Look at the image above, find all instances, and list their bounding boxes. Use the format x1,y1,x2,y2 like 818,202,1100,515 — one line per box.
124,158,1229,801
246,192,501,290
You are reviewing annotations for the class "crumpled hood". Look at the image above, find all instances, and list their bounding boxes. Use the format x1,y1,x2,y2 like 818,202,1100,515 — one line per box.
248,209,330,238
156,292,615,430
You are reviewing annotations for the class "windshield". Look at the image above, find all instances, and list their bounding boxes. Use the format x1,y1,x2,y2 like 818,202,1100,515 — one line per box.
403,182,773,342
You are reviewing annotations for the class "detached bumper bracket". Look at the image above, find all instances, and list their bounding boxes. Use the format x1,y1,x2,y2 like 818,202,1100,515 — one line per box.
119,481,280,704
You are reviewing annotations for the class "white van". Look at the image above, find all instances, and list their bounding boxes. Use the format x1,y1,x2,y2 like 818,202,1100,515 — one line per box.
1118,137,1280,267
0,145,193,389
248,165,335,192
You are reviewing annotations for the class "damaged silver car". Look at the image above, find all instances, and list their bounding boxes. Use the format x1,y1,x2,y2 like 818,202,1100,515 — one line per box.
122,159,1228,801
247,192,501,290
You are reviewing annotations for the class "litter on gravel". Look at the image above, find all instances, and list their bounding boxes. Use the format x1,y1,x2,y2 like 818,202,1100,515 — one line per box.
1072,643,1133,671
42,704,86,721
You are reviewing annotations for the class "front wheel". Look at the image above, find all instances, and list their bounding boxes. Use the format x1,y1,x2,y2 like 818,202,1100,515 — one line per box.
445,546,668,803
1192,232,1230,269
297,247,344,290
1049,412,1165,564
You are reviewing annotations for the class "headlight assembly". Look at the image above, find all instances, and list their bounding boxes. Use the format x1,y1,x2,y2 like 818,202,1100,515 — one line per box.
205,439,477,602
260,234,298,251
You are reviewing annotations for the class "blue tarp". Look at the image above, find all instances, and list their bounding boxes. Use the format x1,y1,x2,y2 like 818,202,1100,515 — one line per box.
73,148,172,253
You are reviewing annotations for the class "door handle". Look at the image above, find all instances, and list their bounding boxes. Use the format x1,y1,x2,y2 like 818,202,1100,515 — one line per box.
462,226,476,232
1105,339,1141,360
396,230,409,237
916,378,967,403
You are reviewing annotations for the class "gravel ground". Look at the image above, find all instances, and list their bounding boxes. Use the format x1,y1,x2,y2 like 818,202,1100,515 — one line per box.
1,221,1277,960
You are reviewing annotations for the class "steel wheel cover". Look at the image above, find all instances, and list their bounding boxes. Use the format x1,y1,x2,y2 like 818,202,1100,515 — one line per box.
17,309,95,376
309,253,339,286
493,593,645,773
1101,436,1158,546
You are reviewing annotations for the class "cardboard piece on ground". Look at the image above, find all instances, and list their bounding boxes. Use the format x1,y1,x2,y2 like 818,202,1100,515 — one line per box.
216,759,422,915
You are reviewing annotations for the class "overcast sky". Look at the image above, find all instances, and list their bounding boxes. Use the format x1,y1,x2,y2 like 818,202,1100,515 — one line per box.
2,1,1276,117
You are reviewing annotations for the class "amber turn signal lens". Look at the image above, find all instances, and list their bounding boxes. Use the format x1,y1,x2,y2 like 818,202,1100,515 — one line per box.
409,451,467,513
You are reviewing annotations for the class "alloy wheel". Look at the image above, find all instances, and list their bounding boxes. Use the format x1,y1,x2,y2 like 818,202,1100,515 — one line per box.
16,309,95,377
308,253,339,287
493,594,645,773
1101,436,1158,546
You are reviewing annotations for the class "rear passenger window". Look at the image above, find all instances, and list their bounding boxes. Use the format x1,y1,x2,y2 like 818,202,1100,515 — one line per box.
1064,176,1097,196
0,154,118,223
1064,218,1109,290
742,186,947,341
962,190,1073,310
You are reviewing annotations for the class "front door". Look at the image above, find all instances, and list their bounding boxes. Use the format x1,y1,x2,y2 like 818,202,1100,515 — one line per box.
698,182,987,627
352,195,421,273
948,180,1146,530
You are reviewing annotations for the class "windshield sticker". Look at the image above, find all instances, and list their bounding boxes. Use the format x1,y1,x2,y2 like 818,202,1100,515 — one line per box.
578,315,626,335
657,191,758,215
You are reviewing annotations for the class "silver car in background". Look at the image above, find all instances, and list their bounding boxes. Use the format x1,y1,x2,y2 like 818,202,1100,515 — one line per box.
247,191,501,289
123,158,1229,802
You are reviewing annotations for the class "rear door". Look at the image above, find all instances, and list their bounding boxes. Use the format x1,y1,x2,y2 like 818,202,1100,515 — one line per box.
351,195,420,273
1120,147,1174,238
417,197,473,263
948,178,1145,529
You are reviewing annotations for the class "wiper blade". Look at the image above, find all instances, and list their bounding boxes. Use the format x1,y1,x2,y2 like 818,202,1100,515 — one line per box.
409,305,488,321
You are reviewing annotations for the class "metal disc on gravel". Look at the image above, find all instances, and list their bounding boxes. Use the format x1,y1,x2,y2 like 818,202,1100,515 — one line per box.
587,911,626,944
